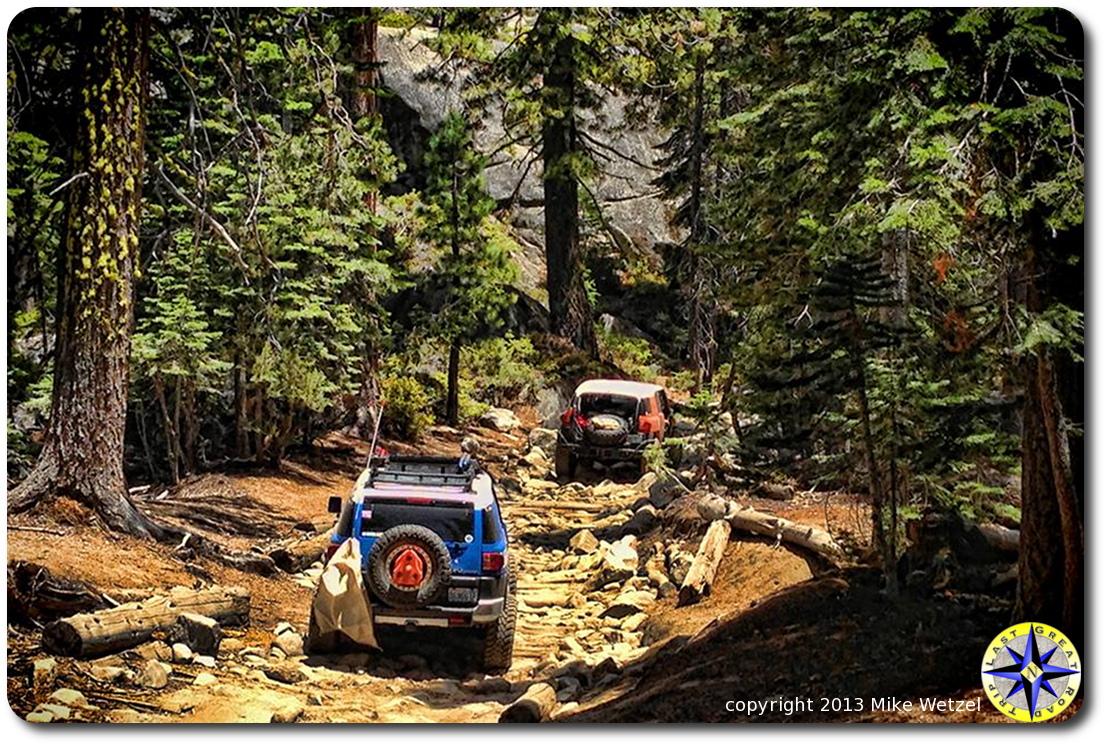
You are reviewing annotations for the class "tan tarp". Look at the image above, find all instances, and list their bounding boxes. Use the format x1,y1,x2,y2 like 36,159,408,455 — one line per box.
307,537,378,652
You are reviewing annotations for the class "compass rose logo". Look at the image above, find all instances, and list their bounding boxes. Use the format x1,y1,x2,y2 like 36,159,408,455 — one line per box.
981,622,1081,722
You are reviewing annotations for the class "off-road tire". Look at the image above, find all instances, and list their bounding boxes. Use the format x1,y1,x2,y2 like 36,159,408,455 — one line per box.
482,559,517,673
555,445,577,480
367,524,452,610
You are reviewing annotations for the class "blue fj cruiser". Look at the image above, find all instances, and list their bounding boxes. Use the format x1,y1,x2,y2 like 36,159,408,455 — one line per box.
322,454,516,672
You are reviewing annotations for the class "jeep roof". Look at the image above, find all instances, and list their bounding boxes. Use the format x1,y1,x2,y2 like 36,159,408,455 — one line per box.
574,379,664,399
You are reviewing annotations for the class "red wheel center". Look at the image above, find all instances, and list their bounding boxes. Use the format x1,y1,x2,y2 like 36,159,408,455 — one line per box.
391,547,426,588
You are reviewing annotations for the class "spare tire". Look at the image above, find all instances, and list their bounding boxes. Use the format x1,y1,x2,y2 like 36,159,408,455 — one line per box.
367,525,452,610
585,413,630,447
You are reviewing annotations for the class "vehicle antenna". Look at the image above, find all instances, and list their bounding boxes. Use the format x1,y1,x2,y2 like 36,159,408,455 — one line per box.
366,401,386,479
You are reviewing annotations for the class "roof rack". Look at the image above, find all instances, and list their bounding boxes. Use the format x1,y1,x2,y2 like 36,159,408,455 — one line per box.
369,454,478,489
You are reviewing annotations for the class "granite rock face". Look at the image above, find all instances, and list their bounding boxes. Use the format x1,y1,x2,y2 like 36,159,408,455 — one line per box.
376,27,680,297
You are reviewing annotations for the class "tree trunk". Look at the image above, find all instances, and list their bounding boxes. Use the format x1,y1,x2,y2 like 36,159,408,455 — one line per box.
446,339,461,425
42,585,250,659
686,54,716,391
154,376,181,485
1013,242,1083,648
541,17,596,355
351,7,379,215
854,350,896,595
8,9,153,535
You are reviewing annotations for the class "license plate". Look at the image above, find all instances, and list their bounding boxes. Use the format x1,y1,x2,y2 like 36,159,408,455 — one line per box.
447,587,477,605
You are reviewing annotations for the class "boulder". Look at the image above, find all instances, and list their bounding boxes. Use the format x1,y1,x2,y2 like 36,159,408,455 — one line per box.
478,407,521,432
602,590,656,619
193,672,218,686
193,655,217,669
136,660,171,690
648,473,685,509
593,541,638,587
168,613,223,657
273,631,305,658
528,427,558,454
568,529,600,555
522,447,550,472
622,504,660,536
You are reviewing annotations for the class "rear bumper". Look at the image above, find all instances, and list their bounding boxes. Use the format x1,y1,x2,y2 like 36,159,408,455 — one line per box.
557,437,650,462
373,573,507,628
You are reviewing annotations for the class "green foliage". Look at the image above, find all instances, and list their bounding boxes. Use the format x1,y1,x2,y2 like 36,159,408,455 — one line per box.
379,373,433,440
460,335,544,408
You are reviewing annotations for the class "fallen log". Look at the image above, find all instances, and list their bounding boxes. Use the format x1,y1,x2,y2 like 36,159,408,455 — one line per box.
678,519,732,607
8,561,108,624
269,532,331,573
42,585,249,659
725,503,844,563
499,682,558,723
978,523,1019,556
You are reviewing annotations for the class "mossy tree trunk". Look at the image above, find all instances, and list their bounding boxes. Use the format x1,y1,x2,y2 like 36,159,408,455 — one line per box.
8,8,154,536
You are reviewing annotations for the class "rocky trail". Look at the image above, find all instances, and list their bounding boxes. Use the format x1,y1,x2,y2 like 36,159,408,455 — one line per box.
7,423,1015,723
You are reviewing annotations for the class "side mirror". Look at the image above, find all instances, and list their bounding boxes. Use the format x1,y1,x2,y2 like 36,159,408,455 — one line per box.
327,495,343,514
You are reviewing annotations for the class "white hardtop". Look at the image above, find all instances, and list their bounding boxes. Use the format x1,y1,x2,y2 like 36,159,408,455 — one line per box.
574,378,663,400
352,468,495,510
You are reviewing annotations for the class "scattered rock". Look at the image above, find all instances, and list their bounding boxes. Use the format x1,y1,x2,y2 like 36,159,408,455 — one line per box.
274,631,305,657
171,643,194,663
568,529,600,554
33,658,58,688
307,693,324,706
273,622,296,637
50,688,89,708
38,703,72,720
594,540,639,587
132,640,173,662
193,672,218,686
398,653,428,671
136,660,171,690
270,705,304,723
555,676,582,702
463,675,513,695
193,655,217,668
648,473,685,508
26,710,54,723
520,587,572,608
89,665,128,683
667,546,695,586
169,613,223,657
622,504,659,535
264,664,307,684
521,447,551,473
695,493,729,522
528,427,558,454
479,407,521,432
602,590,656,619
759,482,794,501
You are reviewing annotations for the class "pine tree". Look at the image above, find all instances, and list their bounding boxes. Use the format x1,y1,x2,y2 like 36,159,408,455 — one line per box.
415,112,516,424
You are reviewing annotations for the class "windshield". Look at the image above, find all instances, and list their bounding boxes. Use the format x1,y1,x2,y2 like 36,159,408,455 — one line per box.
361,502,474,543
578,393,638,420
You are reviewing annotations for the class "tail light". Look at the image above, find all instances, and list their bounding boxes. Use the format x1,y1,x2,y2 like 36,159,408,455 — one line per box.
482,551,505,573
575,414,589,428
324,542,340,563
560,407,574,426
638,415,653,434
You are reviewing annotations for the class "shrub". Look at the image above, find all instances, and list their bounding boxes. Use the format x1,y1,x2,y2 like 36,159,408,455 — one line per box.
380,374,433,440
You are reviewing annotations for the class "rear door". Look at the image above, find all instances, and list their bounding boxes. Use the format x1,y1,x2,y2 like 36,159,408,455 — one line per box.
359,499,483,577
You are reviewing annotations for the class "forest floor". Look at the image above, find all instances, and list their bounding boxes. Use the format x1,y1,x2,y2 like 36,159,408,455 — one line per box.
5,422,1079,723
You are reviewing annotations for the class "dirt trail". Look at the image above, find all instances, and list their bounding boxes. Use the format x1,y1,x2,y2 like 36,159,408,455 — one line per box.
9,427,986,723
